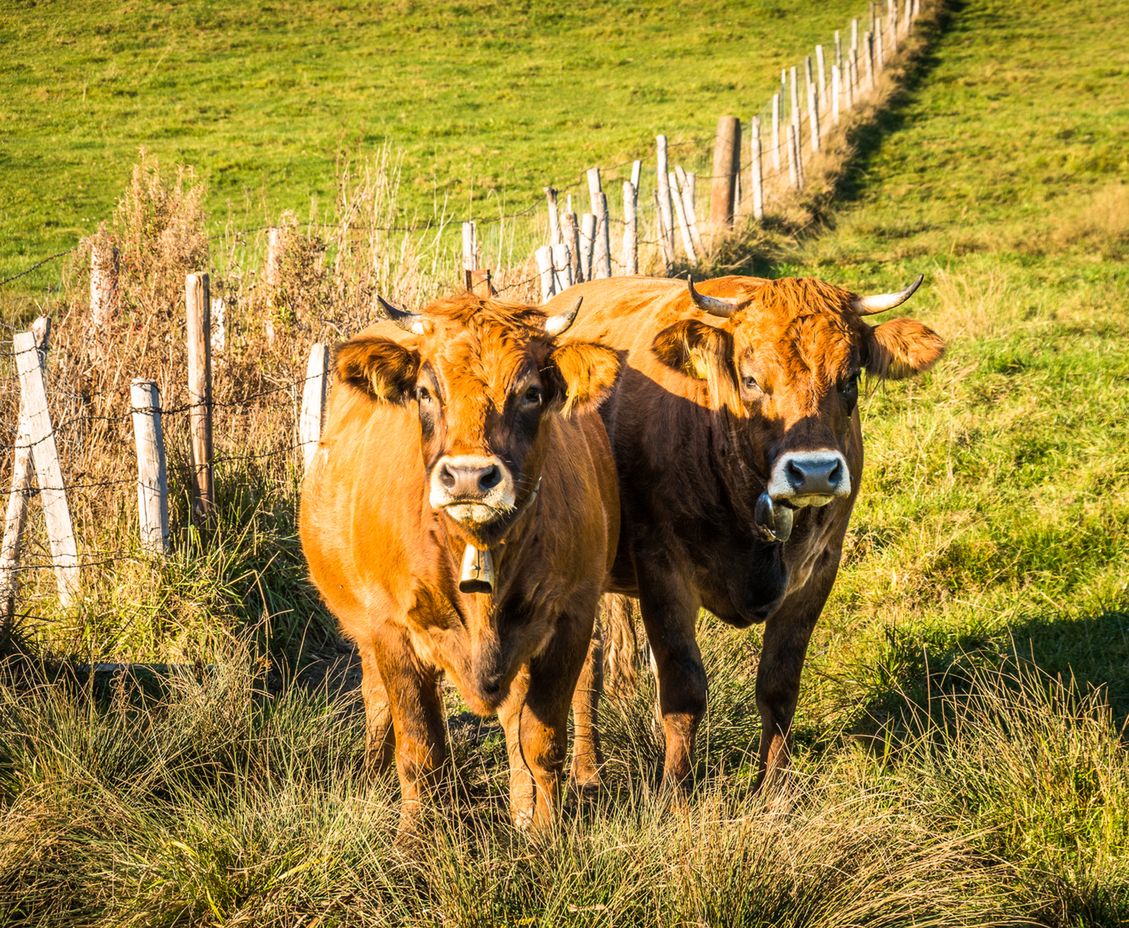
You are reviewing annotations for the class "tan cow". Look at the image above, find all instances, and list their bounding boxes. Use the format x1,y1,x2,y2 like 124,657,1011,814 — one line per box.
300,292,620,832
553,273,944,790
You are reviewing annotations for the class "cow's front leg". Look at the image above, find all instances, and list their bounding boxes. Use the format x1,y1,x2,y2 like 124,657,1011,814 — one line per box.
568,617,603,792
499,610,593,830
754,561,836,790
634,549,705,790
371,625,448,835
356,641,394,777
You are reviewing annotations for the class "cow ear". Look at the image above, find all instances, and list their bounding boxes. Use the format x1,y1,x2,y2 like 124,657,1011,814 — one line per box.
863,317,945,380
548,342,621,416
651,319,732,380
336,336,420,402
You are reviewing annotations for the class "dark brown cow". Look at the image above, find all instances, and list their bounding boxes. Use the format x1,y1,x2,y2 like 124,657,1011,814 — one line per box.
553,274,944,788
299,292,620,831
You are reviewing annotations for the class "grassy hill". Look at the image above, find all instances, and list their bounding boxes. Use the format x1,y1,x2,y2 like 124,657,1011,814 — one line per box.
1,0,1127,925
1,0,861,311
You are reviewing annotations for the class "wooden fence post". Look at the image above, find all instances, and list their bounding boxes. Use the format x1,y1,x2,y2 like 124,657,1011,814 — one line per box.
185,273,213,524
561,211,582,283
750,116,765,221
835,29,843,68
786,124,801,191
655,135,676,268
789,65,801,150
12,329,79,605
299,343,329,473
462,220,478,290
545,188,561,246
669,171,698,264
550,243,573,292
535,245,555,302
865,30,875,91
876,16,886,70
832,64,842,125
622,180,638,274
676,167,706,257
808,81,821,153
816,45,827,106
630,159,642,193
265,227,281,288
90,242,119,328
1,318,50,629
579,213,597,282
771,92,782,173
592,190,612,280
710,115,741,233
130,379,170,555
845,57,856,110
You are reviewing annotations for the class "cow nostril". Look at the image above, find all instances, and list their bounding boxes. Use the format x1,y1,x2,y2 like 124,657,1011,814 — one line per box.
786,459,806,488
828,460,843,486
438,464,456,490
478,465,502,491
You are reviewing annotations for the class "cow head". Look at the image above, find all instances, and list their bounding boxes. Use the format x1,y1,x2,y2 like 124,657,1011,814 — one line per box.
336,292,619,555
651,275,944,541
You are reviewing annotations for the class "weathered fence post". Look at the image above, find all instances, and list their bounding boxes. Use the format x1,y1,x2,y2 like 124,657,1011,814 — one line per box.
561,211,582,283
676,167,706,257
786,124,802,192
816,45,827,105
185,273,213,524
669,171,699,264
750,116,765,221
832,64,842,125
462,220,478,290
710,115,741,233
865,30,875,91
630,159,642,193
876,16,886,70
789,65,801,150
545,188,561,246
771,92,782,173
130,379,170,555
622,180,638,274
655,135,676,267
579,213,597,282
591,187,612,279
265,227,281,288
12,327,79,605
535,245,555,302
299,343,329,473
1,318,49,630
835,29,843,68
808,81,821,153
550,243,573,293
90,241,119,328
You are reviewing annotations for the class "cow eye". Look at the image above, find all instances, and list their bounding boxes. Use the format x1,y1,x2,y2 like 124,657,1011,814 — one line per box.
742,375,759,392
521,385,543,408
416,385,432,404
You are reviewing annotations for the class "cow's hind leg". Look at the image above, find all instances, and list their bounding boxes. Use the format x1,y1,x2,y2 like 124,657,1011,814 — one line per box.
569,617,603,793
634,554,706,790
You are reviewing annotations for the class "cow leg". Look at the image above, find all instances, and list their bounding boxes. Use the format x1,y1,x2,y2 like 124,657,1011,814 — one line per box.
357,642,394,777
569,617,603,792
634,557,705,789
370,626,448,835
500,611,593,830
754,561,838,790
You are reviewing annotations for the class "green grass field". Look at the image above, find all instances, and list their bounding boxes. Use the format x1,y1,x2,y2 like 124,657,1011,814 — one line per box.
1,0,861,310
2,0,1128,925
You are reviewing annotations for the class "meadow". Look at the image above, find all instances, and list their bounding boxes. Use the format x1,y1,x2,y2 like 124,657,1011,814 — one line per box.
2,0,1128,925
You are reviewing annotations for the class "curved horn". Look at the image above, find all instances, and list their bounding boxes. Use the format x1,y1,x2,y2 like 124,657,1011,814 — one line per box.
687,275,742,317
376,294,430,335
851,274,924,316
543,296,584,336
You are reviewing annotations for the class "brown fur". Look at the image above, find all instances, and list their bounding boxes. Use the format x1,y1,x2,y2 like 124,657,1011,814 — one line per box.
552,274,943,789
299,293,620,832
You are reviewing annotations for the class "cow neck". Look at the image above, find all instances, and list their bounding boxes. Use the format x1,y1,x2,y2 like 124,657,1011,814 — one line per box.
713,408,769,529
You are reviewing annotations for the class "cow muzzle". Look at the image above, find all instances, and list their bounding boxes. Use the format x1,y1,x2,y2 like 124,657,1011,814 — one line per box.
429,454,516,526
765,450,852,508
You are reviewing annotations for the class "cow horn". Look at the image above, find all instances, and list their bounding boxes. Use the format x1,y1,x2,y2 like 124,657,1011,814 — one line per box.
376,294,430,335
687,275,742,317
851,274,924,316
543,296,584,336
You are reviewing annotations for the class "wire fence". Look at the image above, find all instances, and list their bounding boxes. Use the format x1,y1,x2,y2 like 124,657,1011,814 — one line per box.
0,0,930,631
